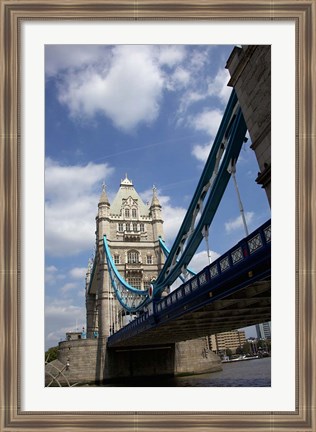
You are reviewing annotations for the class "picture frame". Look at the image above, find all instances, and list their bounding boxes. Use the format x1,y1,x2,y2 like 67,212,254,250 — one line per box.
0,0,315,431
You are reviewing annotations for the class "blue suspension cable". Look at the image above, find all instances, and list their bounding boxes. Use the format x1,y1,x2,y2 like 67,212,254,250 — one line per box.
103,235,149,312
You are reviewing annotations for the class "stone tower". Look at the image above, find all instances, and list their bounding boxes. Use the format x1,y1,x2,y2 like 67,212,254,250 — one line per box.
85,175,165,340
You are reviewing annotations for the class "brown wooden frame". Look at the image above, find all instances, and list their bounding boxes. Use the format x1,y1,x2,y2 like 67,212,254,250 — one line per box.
0,0,315,430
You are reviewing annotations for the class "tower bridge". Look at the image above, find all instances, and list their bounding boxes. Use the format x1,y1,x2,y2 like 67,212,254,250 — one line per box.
55,45,271,385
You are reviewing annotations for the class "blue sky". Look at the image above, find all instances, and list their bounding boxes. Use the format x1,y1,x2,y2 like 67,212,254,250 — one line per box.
44,44,271,350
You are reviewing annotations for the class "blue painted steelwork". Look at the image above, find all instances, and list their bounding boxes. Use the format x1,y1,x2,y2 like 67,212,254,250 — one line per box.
153,90,247,296
107,219,271,347
103,235,149,312
158,237,196,281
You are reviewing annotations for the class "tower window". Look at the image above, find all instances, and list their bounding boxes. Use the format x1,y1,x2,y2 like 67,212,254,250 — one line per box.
127,250,139,264
127,276,142,289
140,223,145,232
114,255,120,265
125,208,130,218
125,223,130,232
146,255,153,264
118,223,124,232
133,223,138,232
132,209,137,218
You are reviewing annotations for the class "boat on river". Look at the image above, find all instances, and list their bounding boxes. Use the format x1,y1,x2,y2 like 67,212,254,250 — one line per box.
222,355,259,363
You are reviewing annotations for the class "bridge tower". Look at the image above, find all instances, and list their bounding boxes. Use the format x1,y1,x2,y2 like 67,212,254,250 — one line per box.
86,175,165,340
226,45,271,206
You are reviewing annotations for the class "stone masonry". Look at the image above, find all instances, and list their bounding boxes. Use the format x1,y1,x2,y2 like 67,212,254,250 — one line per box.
226,45,271,206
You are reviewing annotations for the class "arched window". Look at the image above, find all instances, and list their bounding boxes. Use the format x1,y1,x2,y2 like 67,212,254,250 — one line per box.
127,250,139,264
140,223,145,232
132,208,137,218
133,223,138,232
125,208,130,218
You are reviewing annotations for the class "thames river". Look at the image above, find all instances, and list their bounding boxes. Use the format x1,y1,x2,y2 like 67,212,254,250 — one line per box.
100,357,271,387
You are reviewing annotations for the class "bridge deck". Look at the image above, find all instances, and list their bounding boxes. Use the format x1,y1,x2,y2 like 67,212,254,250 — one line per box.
108,220,271,348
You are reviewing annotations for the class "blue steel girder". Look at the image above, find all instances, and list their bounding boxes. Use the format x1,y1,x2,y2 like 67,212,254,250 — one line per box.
158,237,196,281
153,91,247,296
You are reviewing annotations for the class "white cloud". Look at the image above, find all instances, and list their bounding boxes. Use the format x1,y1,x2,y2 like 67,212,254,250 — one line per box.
225,212,255,233
190,109,223,137
45,265,65,285
158,45,187,67
162,204,187,245
60,282,78,295
176,51,230,119
45,158,114,257
45,158,112,199
69,267,87,279
57,45,164,132
189,48,211,70
45,45,108,76
191,142,212,162
188,249,221,273
46,265,57,272
47,45,232,138
190,109,223,162
207,68,231,104
167,67,191,90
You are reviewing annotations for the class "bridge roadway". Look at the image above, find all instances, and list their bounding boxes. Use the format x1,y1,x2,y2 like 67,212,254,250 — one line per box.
107,219,271,348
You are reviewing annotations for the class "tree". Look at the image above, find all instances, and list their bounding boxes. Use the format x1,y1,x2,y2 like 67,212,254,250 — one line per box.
235,346,243,355
242,341,252,355
225,348,233,359
45,346,59,363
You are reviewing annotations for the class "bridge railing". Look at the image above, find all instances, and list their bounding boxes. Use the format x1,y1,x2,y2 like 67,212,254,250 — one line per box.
156,219,271,312
107,219,271,345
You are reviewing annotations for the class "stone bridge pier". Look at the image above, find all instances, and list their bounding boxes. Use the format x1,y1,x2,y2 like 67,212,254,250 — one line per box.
53,338,222,385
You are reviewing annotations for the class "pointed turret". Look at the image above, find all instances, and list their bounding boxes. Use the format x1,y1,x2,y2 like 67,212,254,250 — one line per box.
150,185,161,208
97,182,111,240
99,182,110,206
150,185,164,240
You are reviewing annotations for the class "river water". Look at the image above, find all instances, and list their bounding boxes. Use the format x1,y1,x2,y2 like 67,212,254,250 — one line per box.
101,357,271,387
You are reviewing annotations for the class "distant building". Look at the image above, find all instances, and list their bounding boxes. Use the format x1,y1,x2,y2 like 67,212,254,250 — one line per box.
209,330,246,354
256,321,271,339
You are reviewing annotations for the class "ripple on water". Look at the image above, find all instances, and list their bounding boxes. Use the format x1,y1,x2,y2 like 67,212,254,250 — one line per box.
99,357,271,387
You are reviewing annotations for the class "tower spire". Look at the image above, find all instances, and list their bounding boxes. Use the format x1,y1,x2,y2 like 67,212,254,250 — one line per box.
150,184,161,208
99,182,110,205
